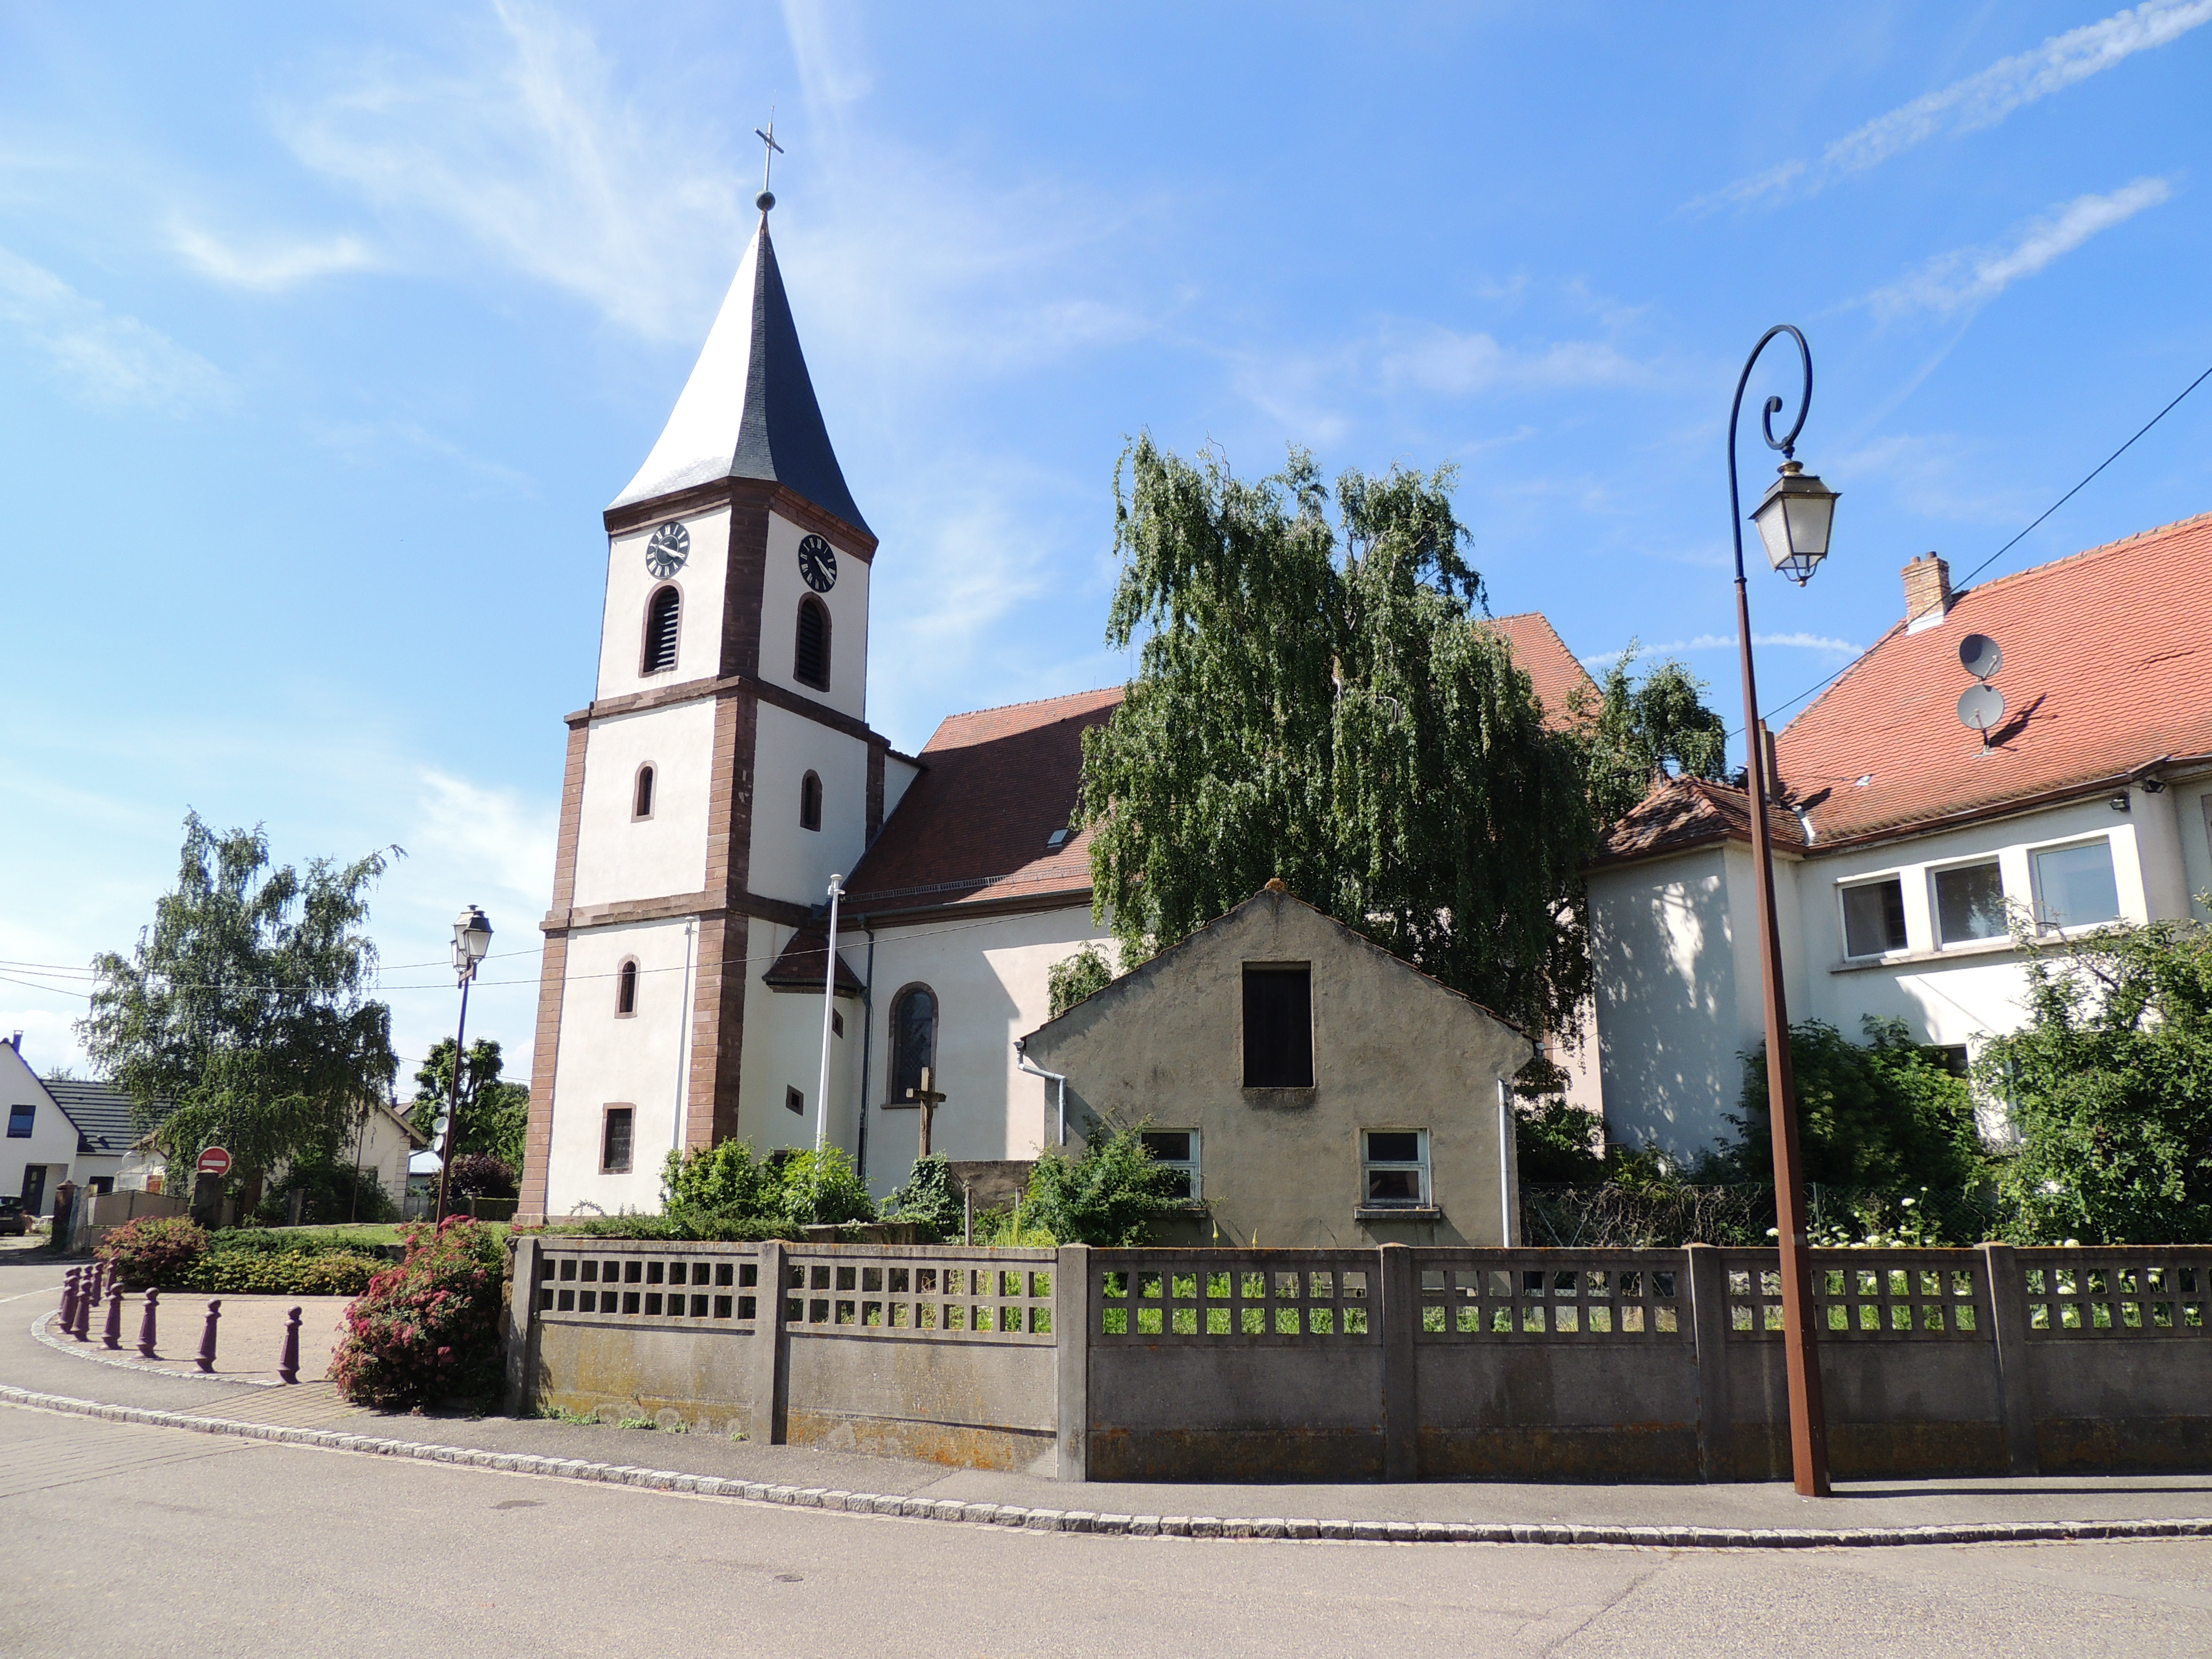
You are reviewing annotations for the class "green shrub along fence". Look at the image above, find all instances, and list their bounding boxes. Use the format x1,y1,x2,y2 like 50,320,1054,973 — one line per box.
1520,1184,2006,1250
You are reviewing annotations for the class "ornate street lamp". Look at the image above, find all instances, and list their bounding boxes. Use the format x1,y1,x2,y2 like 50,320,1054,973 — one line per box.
1727,326,1839,1497
434,904,494,1224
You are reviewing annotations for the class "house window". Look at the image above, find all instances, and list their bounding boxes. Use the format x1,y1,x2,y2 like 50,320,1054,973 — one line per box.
1840,877,1908,958
2033,839,2121,930
1933,859,2007,946
794,596,830,690
633,765,655,820
6,1104,32,1138
1140,1130,1200,1201
642,585,682,674
800,770,822,831
1242,965,1313,1087
1361,1130,1430,1207
615,959,638,1017
601,1106,634,1174
890,986,938,1103
785,1085,805,1116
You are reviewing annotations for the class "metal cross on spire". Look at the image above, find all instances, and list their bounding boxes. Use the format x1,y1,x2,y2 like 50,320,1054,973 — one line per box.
755,113,784,211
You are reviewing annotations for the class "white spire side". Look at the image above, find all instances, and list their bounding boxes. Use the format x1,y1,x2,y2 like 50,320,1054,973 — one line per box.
611,225,763,510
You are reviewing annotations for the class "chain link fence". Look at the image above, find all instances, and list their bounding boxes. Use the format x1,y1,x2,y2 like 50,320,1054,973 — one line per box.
1520,1183,2006,1249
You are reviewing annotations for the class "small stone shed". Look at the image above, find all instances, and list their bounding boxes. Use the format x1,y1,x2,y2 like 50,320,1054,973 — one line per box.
1019,883,1529,1246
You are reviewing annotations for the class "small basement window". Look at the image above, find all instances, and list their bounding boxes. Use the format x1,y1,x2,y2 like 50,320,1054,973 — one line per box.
2033,838,2121,930
1840,876,1907,957
1139,1130,1200,1201
6,1104,33,1138
1242,964,1313,1087
1361,1130,1430,1207
601,1106,634,1174
1933,859,2007,946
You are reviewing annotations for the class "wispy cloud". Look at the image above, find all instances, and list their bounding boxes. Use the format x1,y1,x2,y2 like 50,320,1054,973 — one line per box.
307,417,539,494
1862,178,2172,318
1580,632,1863,672
1379,325,1655,397
0,243,224,410
1694,1,2212,212
170,220,376,289
1839,432,2035,524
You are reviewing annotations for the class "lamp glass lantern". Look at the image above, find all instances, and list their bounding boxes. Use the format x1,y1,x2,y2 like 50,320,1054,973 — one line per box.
452,905,493,975
1751,460,1839,585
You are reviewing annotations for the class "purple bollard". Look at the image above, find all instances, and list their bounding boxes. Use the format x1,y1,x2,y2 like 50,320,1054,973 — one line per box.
69,1277,92,1341
136,1287,160,1358
103,1282,127,1349
194,1299,222,1374
58,1269,80,1336
278,1306,302,1384
86,1261,103,1308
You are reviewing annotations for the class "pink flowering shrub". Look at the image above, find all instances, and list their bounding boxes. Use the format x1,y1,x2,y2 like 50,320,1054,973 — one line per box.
330,1218,507,1410
96,1215,210,1288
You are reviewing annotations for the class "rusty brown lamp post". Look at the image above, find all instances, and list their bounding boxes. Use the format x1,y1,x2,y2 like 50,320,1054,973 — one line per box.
1728,324,1840,1497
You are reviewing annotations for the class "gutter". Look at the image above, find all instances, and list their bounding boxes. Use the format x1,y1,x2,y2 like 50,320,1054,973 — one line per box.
1014,1038,1070,1148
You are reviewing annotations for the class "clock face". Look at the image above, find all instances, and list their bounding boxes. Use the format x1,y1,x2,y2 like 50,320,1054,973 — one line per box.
798,533,838,593
644,521,690,580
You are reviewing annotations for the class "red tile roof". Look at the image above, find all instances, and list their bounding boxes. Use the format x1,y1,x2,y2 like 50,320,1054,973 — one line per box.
1777,511,2212,845
1485,612,1597,732
1593,775,1806,865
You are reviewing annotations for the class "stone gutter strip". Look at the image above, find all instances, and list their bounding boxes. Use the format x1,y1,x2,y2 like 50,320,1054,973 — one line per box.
5,1381,2212,1550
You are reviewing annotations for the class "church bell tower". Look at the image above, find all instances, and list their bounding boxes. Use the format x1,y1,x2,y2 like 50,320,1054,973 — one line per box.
520,182,889,1222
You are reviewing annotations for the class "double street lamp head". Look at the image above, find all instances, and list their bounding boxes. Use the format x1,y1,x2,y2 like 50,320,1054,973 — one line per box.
1751,458,1839,586
452,904,493,979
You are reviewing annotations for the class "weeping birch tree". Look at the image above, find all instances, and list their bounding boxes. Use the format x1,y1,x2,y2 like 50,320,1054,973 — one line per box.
1077,439,1599,1039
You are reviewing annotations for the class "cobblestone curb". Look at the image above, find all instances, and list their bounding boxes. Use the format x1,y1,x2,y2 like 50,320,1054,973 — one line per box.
7,1379,2212,1549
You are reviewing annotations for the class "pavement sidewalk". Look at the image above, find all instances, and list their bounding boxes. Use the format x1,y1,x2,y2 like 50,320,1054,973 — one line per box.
7,1250,2212,1545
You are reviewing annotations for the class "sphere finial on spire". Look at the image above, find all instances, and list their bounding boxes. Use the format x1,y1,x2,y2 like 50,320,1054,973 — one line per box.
756,189,775,213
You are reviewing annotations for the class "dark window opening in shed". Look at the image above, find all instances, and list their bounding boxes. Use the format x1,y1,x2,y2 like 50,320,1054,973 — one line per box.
1242,964,1313,1087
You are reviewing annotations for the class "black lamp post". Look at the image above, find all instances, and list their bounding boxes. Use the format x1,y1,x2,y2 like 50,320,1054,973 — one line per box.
1727,325,1840,1498
434,904,494,1224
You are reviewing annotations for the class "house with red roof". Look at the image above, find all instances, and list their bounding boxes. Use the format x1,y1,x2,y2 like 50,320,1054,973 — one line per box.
1585,513,2212,1159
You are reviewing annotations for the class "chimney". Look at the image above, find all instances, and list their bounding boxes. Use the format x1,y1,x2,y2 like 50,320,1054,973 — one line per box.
1903,553,1951,632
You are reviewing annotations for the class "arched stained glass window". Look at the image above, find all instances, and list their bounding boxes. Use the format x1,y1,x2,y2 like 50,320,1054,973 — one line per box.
889,986,937,1104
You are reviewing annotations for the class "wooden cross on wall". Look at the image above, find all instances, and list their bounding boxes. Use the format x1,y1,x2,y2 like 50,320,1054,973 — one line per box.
910,1065,948,1157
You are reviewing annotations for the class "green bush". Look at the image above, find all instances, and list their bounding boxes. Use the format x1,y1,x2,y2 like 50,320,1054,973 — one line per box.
251,1157,398,1227
1046,945,1115,1018
186,1250,383,1296
96,1215,210,1288
881,1154,962,1242
1023,1125,1185,1246
330,1218,507,1410
207,1226,393,1258
1515,1097,1605,1184
658,1141,876,1232
1732,1017,1985,1193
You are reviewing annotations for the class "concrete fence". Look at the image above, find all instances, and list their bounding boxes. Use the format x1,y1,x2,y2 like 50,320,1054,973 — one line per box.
505,1238,2212,1483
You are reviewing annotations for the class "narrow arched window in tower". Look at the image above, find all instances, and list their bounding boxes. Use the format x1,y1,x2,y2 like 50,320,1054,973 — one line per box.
615,959,639,1017
800,770,823,832
642,585,682,674
794,596,830,690
890,985,938,1105
632,764,655,820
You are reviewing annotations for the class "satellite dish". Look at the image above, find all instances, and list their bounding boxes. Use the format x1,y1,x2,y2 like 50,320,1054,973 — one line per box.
1959,633,2003,681
1958,683,2007,737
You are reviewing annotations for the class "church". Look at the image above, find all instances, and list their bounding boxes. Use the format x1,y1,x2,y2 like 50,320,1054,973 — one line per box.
516,193,1595,1225
516,192,1123,1224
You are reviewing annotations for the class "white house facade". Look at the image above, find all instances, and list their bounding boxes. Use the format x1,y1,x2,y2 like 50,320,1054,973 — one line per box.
1587,516,2212,1158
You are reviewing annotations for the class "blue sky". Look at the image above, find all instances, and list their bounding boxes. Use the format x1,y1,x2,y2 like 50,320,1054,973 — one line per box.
3,2,2208,1084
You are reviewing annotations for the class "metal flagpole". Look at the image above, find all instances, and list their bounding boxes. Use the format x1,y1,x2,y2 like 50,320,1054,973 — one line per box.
814,875,843,1154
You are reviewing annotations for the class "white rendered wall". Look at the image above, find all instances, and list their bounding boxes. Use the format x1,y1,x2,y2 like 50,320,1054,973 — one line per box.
546,918,697,1216
596,506,732,699
0,1046,76,1214
757,511,870,723
734,917,864,1159
883,752,922,820
2183,777,2212,924
746,701,870,907
570,700,716,908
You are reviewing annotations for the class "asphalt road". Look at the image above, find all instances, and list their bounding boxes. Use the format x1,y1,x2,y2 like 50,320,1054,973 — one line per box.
5,1403,2210,1657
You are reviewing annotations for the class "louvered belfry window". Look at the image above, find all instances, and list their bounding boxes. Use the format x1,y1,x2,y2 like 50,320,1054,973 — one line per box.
643,586,681,673
794,597,830,690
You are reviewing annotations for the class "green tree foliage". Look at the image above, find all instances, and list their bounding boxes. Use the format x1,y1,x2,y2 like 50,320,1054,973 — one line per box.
1732,1017,1985,1192
1023,1124,1188,1246
660,1141,877,1232
79,814,398,1190
1574,642,1731,828
882,1153,963,1242
1078,439,1599,1036
410,1037,529,1170
1046,945,1116,1019
1975,917,2212,1244
1514,1096,1607,1184
251,1157,398,1226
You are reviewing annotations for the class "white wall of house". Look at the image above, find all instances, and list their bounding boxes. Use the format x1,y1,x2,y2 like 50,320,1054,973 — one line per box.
1,1043,75,1214
1589,770,2212,1162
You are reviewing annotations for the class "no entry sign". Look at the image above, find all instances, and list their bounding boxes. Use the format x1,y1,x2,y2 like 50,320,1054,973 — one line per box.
196,1146,232,1178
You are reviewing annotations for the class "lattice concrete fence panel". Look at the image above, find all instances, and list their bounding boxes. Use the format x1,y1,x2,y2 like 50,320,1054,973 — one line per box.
504,1238,2212,1483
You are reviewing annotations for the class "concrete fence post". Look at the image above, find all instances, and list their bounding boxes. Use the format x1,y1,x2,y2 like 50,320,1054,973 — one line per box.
1379,1243,1418,1481
503,1234,541,1418
1686,1244,1734,1482
753,1241,788,1445
1978,1242,2039,1476
1054,1245,1091,1483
